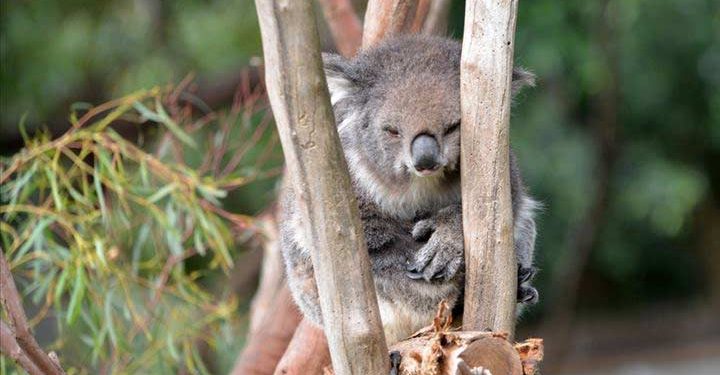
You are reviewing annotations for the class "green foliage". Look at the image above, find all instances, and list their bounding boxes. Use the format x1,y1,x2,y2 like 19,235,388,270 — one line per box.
0,0,262,137
0,85,279,373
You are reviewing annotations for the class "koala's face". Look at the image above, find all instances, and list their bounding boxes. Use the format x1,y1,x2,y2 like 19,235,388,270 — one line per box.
324,35,533,216
367,76,461,178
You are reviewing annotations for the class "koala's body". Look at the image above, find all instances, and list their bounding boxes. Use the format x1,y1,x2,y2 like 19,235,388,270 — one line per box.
279,35,539,344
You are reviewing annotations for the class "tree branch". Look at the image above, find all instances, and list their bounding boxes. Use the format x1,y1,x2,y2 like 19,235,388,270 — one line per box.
362,0,419,48
0,249,65,374
460,0,520,336
409,0,431,33
422,0,452,35
254,1,389,373
0,321,43,375
230,285,303,375
317,0,363,57
273,319,332,375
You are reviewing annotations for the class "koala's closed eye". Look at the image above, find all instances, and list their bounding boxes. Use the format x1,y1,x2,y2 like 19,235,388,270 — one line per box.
384,126,401,137
444,122,460,136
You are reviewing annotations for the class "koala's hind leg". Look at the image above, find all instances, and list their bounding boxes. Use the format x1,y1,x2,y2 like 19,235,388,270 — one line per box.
514,192,539,304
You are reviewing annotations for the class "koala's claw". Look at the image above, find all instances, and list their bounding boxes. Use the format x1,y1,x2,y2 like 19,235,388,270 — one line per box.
405,269,424,280
407,241,463,282
517,265,539,304
518,266,537,284
517,285,539,304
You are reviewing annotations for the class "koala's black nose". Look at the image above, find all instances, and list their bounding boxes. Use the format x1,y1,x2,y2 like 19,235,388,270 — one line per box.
411,134,441,172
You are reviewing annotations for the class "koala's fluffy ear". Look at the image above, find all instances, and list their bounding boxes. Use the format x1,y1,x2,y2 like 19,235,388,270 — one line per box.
511,67,536,96
322,52,357,105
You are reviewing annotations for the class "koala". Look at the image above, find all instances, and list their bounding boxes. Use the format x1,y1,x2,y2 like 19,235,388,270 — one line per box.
279,35,539,344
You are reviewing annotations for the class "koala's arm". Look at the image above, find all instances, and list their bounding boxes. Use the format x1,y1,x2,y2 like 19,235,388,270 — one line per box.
279,184,407,327
358,200,397,250
407,154,539,304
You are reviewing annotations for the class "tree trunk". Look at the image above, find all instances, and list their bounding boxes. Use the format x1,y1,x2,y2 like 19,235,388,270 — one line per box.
460,0,520,336
253,1,389,374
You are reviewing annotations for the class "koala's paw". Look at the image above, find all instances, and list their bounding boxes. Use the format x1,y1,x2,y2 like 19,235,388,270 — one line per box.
517,266,539,304
406,218,463,282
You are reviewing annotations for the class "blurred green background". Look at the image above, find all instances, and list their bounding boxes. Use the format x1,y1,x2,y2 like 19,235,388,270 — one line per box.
2,0,719,373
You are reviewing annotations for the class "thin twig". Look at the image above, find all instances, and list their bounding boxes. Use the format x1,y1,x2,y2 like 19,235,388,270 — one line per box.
0,248,66,374
0,321,43,375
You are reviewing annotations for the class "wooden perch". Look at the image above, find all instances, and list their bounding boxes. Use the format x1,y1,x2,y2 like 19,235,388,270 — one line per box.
254,1,389,374
0,248,66,375
460,0,520,336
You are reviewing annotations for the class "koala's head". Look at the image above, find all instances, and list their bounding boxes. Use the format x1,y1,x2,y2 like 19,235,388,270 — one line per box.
324,35,534,218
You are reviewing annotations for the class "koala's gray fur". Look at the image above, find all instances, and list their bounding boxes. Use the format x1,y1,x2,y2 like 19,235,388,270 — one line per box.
279,35,539,344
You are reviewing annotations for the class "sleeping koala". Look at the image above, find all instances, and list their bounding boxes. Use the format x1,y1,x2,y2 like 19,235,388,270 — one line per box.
279,35,539,344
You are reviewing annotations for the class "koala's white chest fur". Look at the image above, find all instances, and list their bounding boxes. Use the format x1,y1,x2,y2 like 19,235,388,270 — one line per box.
378,298,432,344
376,281,459,344
346,147,460,220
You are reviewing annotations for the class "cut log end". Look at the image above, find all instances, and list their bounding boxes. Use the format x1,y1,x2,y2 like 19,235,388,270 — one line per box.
390,333,543,375
388,302,544,375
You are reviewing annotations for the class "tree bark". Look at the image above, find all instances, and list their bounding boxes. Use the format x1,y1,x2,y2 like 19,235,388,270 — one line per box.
387,303,543,375
254,1,389,374
230,285,302,375
317,0,363,57
0,249,66,375
460,0,519,336
422,0,452,35
0,322,43,375
273,319,332,375
362,0,419,48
